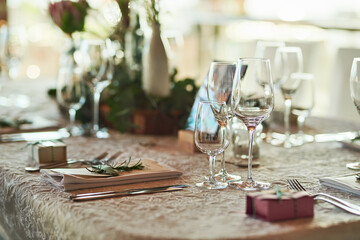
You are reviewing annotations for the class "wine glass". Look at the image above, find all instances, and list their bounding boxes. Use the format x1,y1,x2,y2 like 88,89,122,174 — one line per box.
207,61,241,182
194,100,229,190
291,73,315,146
56,54,86,136
273,47,303,148
81,39,113,138
229,58,274,191
347,58,360,170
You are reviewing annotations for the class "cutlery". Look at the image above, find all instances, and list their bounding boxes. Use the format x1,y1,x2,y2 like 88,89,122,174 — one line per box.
0,129,70,143
70,184,189,201
287,179,360,215
25,151,109,172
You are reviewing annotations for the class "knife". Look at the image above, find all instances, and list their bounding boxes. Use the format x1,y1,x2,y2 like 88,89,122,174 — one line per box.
70,184,189,201
0,129,70,143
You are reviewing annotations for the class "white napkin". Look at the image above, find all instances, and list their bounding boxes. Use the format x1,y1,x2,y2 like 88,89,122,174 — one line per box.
319,173,360,196
40,159,182,191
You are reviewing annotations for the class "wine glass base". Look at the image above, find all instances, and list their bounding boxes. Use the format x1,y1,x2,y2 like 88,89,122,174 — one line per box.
215,172,241,182
229,180,271,191
346,162,360,170
196,180,228,190
93,128,110,139
68,126,84,136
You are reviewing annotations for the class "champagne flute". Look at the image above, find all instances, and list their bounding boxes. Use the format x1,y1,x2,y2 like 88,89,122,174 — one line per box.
56,54,86,136
81,39,112,138
347,58,360,170
274,47,303,148
207,61,241,182
229,58,274,191
291,73,315,146
194,100,229,190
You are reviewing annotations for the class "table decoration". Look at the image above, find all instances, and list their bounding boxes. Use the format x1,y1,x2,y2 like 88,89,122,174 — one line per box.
87,157,144,176
246,188,314,222
40,158,182,191
47,0,198,135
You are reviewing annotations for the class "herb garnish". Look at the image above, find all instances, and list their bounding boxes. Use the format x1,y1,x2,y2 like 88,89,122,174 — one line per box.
352,136,360,142
87,157,144,176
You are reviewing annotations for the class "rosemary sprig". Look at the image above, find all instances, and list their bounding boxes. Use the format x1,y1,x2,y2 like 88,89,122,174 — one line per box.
352,136,360,142
87,157,144,176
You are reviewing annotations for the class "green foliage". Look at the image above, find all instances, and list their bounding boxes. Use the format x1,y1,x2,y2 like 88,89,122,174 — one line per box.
87,158,144,176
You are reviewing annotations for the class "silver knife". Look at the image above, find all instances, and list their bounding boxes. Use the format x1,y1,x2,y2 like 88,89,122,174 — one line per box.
70,184,189,201
0,129,70,143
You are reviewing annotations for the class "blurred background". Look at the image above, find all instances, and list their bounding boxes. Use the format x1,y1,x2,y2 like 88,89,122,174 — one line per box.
2,0,360,123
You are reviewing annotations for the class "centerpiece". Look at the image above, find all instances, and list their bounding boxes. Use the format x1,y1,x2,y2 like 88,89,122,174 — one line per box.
48,0,198,135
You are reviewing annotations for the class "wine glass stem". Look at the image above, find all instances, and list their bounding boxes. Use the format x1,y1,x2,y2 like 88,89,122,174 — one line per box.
284,98,292,142
93,88,101,132
208,155,216,182
68,108,76,131
246,128,255,183
220,151,226,172
297,115,305,136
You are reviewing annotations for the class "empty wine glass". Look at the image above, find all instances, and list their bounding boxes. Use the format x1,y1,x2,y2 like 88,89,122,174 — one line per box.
273,47,303,148
81,39,113,138
347,58,360,170
194,100,229,190
56,50,86,136
229,58,274,191
207,61,241,182
291,73,315,146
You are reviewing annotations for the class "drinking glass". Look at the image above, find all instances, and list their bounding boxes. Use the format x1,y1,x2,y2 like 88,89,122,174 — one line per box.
347,58,360,170
56,55,86,136
229,58,274,191
81,39,113,138
291,73,315,146
194,100,229,190
274,47,303,148
207,61,241,182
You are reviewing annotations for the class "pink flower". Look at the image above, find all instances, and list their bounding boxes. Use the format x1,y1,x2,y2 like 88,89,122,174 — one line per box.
48,0,89,36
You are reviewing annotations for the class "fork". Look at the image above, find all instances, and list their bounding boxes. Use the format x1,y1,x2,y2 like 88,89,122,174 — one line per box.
287,179,360,216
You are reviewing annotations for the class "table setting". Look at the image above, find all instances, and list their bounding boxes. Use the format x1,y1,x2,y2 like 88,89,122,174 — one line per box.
3,1,360,240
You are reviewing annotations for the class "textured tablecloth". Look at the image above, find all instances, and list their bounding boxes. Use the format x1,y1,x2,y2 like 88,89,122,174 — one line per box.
2,79,360,240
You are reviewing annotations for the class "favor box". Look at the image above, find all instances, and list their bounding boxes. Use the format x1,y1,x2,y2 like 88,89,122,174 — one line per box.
29,141,67,164
178,130,200,153
246,189,314,222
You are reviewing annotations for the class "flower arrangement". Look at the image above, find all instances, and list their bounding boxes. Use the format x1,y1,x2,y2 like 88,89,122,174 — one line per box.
48,0,199,134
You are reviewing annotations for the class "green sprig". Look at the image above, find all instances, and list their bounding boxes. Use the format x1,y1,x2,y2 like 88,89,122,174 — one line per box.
87,157,144,176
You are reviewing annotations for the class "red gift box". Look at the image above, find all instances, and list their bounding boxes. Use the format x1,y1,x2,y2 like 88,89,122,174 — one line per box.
246,189,314,222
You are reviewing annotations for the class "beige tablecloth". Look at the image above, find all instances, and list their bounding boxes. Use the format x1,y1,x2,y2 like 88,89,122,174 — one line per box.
1,79,360,240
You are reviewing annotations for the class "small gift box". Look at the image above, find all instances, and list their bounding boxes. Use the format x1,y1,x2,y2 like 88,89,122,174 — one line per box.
246,189,314,222
29,141,67,164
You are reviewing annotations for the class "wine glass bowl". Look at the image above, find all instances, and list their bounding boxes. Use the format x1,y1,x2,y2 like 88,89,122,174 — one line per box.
207,61,241,182
229,58,274,191
194,100,229,190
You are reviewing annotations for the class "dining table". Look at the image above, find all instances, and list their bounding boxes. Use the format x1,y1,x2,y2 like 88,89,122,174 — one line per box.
1,79,360,240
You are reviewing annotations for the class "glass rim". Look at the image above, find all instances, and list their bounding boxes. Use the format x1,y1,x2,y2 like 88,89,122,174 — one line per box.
237,57,270,63
210,61,237,65
199,100,227,105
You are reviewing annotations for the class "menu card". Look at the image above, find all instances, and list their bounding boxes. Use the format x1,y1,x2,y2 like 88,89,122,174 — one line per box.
41,159,182,191
319,173,360,196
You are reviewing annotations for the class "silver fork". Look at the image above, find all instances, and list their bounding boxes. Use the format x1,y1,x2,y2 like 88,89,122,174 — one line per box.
287,179,360,216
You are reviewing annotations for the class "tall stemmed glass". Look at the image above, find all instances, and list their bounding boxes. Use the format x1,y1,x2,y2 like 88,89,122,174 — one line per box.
274,47,303,148
347,58,360,170
194,100,229,190
207,61,241,182
229,58,274,191
56,56,86,136
81,39,113,138
291,73,315,146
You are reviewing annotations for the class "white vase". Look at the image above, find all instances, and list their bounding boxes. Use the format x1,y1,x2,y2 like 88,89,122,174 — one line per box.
142,23,170,97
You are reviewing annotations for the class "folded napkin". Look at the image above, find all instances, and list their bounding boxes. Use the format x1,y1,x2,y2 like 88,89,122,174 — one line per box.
41,159,182,191
319,173,360,196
